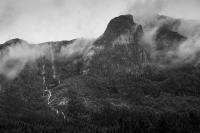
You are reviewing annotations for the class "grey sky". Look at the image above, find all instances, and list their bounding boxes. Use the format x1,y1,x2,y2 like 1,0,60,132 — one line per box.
0,0,199,43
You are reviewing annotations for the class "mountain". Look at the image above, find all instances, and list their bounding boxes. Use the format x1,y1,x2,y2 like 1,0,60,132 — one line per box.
95,15,144,47
89,15,150,77
155,26,186,51
152,25,187,64
0,14,200,132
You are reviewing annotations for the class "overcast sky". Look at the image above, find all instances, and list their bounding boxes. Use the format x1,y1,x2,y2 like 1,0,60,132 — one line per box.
0,0,200,43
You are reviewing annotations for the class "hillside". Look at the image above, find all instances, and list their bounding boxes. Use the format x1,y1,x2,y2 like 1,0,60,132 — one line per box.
0,15,200,133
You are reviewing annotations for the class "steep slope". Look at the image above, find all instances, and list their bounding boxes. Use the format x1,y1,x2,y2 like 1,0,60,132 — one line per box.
139,15,188,65
89,15,150,77
153,25,187,64
0,38,80,118
155,26,186,51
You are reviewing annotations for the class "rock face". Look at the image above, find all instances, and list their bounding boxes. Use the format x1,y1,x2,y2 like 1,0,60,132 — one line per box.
155,26,186,51
143,16,187,65
152,26,187,64
89,15,150,77
95,15,143,46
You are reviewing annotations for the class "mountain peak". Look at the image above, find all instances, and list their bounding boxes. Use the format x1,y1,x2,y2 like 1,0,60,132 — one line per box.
90,15,149,76
94,14,143,47
0,38,28,50
103,15,135,38
4,38,27,45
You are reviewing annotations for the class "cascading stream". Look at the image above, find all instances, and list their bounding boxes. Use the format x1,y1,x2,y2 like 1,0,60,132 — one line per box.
50,45,61,84
41,46,66,119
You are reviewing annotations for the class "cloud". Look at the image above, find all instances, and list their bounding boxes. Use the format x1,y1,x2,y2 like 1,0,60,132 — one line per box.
59,38,94,58
125,0,200,20
0,42,48,79
177,20,200,37
125,1,200,66
0,38,94,79
0,43,47,79
177,35,200,62
126,0,164,18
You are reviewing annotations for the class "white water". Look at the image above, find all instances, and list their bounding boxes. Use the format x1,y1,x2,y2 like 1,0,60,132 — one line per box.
50,45,61,84
41,47,65,119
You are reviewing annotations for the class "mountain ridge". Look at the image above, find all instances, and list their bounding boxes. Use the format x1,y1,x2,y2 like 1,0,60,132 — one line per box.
1,14,200,132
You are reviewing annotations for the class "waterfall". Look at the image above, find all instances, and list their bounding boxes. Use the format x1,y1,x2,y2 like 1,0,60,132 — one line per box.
41,47,65,119
42,64,48,91
50,46,56,80
50,45,61,85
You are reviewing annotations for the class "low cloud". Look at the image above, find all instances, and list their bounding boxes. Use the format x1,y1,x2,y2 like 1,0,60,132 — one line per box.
59,38,94,59
0,42,48,79
0,38,94,79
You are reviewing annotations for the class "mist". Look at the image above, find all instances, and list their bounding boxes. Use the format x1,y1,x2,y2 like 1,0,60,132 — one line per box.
122,0,200,66
0,42,48,79
140,18,200,66
0,38,93,79
59,38,94,58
